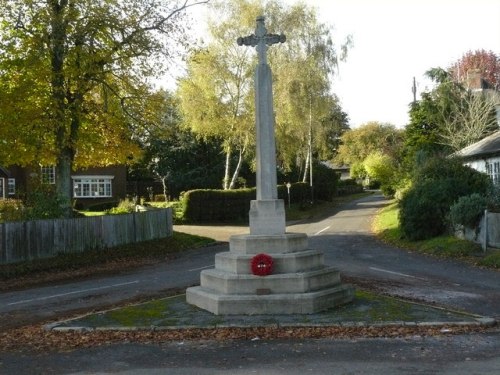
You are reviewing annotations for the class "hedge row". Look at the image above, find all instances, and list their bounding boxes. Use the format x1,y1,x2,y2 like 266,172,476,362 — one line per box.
181,183,312,222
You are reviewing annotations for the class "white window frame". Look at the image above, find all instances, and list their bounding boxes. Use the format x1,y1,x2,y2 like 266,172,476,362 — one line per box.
486,161,500,186
41,165,56,184
7,178,15,195
72,175,114,198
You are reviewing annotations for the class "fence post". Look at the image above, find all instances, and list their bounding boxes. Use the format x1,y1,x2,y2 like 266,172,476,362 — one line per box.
0,223,4,263
482,209,488,252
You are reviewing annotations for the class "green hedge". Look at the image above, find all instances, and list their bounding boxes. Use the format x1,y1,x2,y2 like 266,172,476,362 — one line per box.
180,188,255,222
181,183,312,222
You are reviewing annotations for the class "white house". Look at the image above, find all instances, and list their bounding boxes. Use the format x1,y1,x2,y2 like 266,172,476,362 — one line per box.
456,130,500,185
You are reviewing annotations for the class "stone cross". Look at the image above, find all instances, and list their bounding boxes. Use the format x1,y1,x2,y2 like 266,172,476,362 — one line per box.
237,16,286,66
237,16,285,203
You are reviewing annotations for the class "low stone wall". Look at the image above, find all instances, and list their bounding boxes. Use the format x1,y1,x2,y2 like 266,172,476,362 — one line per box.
456,211,500,249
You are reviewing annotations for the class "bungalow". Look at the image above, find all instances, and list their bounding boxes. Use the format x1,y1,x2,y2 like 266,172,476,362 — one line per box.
456,130,500,186
0,164,127,209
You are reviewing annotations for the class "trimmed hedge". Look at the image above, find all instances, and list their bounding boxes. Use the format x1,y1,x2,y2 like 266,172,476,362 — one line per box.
181,188,255,222
180,183,312,223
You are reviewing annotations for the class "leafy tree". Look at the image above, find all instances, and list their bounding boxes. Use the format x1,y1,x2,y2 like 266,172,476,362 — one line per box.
363,151,396,196
178,0,351,188
270,3,351,180
335,122,403,166
178,8,255,190
405,52,499,161
129,90,225,200
0,0,206,216
404,68,462,162
449,49,499,89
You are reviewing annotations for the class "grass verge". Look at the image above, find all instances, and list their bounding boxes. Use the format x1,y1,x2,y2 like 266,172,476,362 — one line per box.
0,231,214,283
51,290,480,331
373,201,500,269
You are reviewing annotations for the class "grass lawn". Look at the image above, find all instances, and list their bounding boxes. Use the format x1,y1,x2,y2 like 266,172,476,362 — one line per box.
372,201,500,269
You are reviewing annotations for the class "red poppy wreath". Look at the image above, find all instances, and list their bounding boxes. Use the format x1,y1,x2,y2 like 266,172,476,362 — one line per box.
251,253,274,276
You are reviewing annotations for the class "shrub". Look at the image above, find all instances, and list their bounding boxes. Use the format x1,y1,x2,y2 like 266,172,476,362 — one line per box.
486,185,500,212
24,184,65,220
394,178,412,202
0,199,25,223
399,156,491,241
337,179,363,196
449,193,488,228
181,188,256,222
278,182,310,204
107,199,136,214
311,162,338,201
400,180,454,240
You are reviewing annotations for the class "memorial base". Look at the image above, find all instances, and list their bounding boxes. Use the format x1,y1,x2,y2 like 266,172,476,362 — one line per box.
186,231,354,315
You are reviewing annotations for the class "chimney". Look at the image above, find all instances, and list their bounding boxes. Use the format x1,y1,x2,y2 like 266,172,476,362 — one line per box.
466,69,482,91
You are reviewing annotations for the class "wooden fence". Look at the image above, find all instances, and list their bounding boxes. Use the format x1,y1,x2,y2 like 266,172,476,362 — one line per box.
0,208,173,264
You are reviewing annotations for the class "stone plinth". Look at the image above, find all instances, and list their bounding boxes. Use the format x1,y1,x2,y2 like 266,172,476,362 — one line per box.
186,232,354,315
230,232,308,254
249,200,286,235
186,285,354,315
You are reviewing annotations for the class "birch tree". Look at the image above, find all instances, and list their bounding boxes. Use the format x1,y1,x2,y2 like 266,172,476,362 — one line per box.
178,0,351,188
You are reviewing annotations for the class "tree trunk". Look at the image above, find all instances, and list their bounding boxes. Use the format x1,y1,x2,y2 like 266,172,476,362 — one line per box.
223,145,232,190
302,151,310,183
160,175,169,202
50,2,73,217
228,148,244,190
56,151,73,217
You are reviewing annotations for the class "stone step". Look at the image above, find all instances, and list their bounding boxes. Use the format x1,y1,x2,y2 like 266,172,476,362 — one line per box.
186,284,355,315
215,250,325,274
199,267,342,295
229,232,308,254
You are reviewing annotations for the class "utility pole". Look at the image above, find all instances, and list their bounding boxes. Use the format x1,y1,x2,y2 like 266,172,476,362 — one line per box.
412,76,417,104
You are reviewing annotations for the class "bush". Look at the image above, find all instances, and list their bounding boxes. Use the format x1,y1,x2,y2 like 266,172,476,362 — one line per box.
400,180,455,240
180,188,256,222
107,199,136,214
449,193,488,228
399,156,491,241
24,184,65,220
486,185,500,212
0,199,25,223
278,182,310,204
180,182,314,223
337,179,363,196
312,162,339,201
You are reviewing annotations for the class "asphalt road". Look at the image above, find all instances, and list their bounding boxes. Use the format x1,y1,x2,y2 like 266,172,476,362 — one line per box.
1,193,499,374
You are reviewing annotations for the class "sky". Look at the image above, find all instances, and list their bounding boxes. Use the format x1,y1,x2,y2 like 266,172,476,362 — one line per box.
294,0,500,128
181,0,500,128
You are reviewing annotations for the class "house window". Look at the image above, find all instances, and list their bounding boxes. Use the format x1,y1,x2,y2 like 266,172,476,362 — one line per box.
8,178,15,195
41,166,56,184
72,176,113,198
486,161,500,185
0,178,4,199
